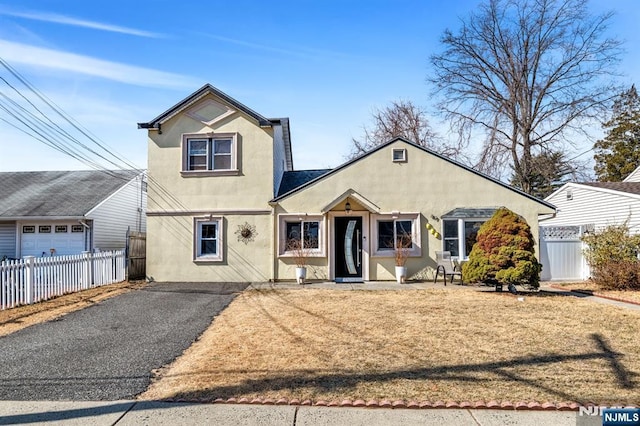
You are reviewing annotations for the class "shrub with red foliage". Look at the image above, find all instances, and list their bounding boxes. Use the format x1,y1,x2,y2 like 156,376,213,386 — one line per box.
462,207,541,288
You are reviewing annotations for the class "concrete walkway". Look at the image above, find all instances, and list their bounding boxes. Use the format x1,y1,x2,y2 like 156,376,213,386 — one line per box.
0,401,587,425
249,281,471,291
539,284,640,311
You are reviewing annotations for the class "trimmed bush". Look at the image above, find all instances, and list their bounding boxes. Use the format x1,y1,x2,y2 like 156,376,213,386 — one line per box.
582,223,640,290
462,207,541,288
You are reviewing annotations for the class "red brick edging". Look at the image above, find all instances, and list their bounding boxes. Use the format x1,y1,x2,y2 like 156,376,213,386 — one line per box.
548,284,640,306
161,397,635,411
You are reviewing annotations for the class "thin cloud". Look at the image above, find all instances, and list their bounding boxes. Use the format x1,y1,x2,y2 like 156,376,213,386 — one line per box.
199,33,353,60
0,7,164,38
0,40,200,89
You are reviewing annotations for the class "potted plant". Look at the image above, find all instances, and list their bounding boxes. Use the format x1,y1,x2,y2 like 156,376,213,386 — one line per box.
287,238,310,284
394,233,412,283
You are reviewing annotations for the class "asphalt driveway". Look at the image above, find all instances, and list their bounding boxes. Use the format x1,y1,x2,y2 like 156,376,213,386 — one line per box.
0,282,249,400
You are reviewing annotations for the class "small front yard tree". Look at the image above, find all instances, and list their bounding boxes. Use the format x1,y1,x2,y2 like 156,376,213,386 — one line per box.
463,207,541,289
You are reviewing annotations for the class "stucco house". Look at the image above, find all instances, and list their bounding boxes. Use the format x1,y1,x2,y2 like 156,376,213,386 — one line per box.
539,165,640,281
0,170,147,259
138,84,555,283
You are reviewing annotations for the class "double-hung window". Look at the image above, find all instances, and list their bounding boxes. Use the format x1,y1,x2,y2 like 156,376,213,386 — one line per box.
194,217,223,262
372,214,421,257
183,133,237,175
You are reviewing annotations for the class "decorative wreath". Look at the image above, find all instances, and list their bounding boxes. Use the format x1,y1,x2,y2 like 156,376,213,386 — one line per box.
235,222,257,244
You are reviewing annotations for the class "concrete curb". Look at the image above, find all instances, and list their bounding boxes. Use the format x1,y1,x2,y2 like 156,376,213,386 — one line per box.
157,398,631,411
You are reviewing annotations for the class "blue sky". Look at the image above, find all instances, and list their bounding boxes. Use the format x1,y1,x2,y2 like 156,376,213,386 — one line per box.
1,0,639,174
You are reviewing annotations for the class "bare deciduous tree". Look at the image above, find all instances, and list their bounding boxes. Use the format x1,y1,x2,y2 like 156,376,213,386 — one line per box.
349,100,464,160
429,0,622,194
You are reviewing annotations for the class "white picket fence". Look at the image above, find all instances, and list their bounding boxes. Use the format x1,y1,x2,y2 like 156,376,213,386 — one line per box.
0,250,126,310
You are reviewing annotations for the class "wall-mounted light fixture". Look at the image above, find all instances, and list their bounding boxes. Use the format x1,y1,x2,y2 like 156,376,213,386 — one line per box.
345,201,352,215
430,214,440,222
391,210,400,219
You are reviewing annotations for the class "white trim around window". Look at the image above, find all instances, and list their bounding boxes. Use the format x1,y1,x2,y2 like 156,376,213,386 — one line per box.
371,213,421,257
392,148,407,162
193,216,224,262
278,214,326,257
181,132,239,176
442,218,486,260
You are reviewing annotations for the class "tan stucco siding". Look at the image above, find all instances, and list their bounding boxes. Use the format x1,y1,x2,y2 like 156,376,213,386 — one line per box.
274,141,554,281
146,95,275,212
146,214,272,282
145,93,277,282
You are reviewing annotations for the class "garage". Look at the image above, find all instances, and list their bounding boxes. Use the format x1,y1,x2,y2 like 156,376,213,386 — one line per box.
20,222,87,257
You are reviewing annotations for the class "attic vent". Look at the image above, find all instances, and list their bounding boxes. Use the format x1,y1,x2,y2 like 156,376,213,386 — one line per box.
566,189,573,200
186,99,236,126
392,148,407,162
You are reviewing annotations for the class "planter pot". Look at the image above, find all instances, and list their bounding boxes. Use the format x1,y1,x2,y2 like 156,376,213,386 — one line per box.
295,266,307,284
395,266,407,284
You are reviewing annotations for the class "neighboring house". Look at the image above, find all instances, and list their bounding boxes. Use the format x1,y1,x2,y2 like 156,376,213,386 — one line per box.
0,170,147,259
138,84,555,283
539,167,640,281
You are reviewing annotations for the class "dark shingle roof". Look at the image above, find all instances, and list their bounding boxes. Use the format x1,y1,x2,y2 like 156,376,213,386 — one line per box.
0,170,140,217
277,169,331,197
581,182,640,195
442,208,499,219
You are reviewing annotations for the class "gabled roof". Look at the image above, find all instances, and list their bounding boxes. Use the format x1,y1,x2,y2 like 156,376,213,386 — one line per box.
137,83,273,129
138,83,294,172
545,181,640,202
271,137,555,211
581,181,640,195
0,170,141,218
321,189,381,213
277,169,331,197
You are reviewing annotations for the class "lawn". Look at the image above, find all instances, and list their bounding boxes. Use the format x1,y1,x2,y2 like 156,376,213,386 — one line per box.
140,288,640,405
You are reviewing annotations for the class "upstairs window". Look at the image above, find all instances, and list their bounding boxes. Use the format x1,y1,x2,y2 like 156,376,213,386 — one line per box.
182,133,238,175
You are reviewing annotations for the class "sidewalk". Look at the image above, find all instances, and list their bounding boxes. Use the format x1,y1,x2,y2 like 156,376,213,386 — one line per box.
0,401,587,425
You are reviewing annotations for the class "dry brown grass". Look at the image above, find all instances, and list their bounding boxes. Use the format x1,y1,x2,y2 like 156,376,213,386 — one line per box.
552,281,640,304
141,288,640,405
0,280,147,337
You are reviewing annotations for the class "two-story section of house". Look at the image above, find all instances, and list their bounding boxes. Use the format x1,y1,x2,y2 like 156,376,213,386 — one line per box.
138,84,291,282
139,84,555,283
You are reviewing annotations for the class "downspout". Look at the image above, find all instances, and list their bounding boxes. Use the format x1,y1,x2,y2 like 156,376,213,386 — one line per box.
78,219,92,251
269,201,278,282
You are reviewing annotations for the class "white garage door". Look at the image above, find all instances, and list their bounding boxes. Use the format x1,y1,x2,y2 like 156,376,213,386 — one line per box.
21,223,86,257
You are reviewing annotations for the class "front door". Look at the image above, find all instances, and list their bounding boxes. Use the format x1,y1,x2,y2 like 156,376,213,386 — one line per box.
334,217,363,282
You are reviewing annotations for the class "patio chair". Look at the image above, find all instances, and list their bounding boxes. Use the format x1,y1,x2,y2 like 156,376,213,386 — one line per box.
433,251,463,285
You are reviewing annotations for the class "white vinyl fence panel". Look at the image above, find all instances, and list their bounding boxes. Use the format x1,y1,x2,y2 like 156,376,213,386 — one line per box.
539,226,590,281
0,250,125,310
